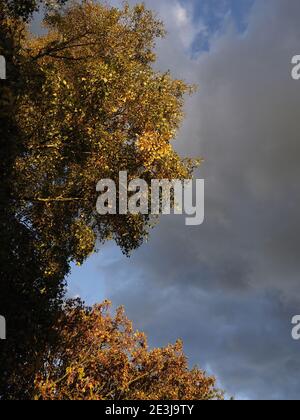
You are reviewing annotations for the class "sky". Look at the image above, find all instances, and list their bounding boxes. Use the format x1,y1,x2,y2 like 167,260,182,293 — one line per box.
68,0,300,400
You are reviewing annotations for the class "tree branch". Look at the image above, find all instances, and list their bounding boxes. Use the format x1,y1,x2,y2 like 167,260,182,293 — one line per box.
23,197,88,203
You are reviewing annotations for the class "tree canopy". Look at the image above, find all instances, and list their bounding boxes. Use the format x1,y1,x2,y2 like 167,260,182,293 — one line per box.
14,0,198,271
0,0,206,400
34,301,223,401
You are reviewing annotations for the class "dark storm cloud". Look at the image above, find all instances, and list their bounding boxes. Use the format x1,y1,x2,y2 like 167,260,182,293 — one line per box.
68,0,300,399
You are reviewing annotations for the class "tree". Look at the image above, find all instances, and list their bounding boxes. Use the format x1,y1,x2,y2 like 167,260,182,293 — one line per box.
0,0,200,399
13,0,198,272
34,301,223,400
0,0,68,21
0,1,68,399
0,214,66,399
3,0,199,291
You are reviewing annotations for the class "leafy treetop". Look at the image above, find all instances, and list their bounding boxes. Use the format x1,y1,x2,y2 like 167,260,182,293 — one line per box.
35,300,223,401
11,0,199,278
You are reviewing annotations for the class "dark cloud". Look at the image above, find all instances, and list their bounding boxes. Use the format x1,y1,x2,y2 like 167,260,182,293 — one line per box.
69,0,300,399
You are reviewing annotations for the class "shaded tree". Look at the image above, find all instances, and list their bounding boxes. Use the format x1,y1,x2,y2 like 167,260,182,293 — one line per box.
0,214,65,399
0,1,68,399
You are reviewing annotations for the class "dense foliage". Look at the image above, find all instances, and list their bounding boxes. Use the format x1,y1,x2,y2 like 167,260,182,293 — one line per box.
0,0,206,400
35,301,223,401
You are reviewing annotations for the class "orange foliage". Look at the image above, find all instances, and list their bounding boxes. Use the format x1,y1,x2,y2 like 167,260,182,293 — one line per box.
34,301,223,400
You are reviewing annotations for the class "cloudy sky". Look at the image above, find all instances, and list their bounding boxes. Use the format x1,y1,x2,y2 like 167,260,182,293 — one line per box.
69,0,300,400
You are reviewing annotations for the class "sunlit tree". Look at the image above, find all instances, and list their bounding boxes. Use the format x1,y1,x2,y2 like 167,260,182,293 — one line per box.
35,301,223,401
0,0,200,399
14,0,199,274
